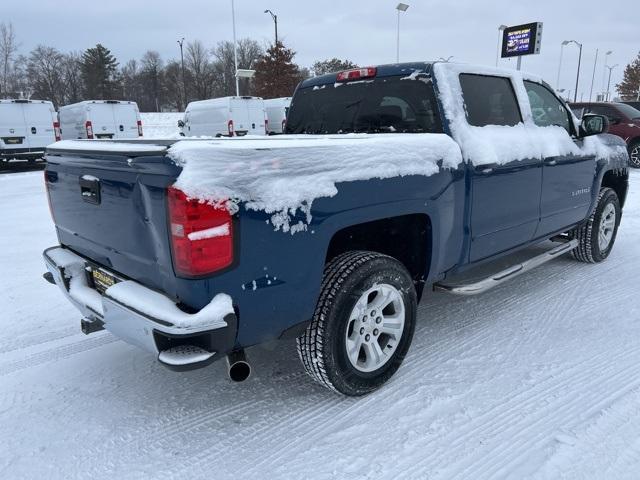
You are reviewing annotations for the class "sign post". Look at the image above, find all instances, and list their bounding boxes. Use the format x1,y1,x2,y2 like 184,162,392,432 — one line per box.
500,22,543,70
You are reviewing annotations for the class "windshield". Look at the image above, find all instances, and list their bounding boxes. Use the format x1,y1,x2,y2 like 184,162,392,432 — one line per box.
616,103,640,120
286,75,443,134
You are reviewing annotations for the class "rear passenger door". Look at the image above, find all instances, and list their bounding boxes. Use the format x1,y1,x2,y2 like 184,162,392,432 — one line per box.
524,81,595,235
460,74,543,262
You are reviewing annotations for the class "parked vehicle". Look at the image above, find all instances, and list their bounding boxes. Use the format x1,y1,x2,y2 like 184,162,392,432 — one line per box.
570,102,640,167
264,97,292,134
58,100,142,140
0,99,59,162
180,96,267,137
42,62,629,396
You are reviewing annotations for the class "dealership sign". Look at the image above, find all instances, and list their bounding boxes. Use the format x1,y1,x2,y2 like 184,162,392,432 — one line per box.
501,22,543,58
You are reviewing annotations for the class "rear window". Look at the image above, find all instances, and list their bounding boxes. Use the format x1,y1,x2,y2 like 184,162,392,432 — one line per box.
459,74,522,127
286,76,442,134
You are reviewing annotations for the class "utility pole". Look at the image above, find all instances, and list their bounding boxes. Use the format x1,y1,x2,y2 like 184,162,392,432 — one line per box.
177,37,186,109
231,0,240,96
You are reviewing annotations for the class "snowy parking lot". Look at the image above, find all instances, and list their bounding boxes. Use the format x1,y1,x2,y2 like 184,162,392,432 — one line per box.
1,170,639,479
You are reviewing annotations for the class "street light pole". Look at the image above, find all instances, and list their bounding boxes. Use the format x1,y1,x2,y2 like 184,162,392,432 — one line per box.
496,25,507,67
556,41,567,90
606,64,618,101
563,40,583,103
589,48,598,102
177,37,186,109
231,0,239,96
264,9,278,45
395,3,409,63
601,50,612,98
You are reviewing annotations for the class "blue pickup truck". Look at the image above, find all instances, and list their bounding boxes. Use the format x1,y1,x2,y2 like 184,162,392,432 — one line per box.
42,62,629,396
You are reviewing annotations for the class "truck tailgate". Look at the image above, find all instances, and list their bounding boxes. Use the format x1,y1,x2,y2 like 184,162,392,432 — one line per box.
45,141,181,294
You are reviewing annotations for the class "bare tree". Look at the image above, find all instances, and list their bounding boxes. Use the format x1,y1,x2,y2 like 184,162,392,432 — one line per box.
61,52,83,104
27,45,66,107
163,60,185,110
185,40,215,100
121,59,141,103
140,51,164,111
211,39,263,96
0,22,19,96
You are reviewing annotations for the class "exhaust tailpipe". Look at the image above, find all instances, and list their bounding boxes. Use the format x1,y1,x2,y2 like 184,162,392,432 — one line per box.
226,349,251,382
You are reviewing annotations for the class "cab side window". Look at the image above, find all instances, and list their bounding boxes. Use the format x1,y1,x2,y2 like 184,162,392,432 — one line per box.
459,74,522,127
524,81,572,134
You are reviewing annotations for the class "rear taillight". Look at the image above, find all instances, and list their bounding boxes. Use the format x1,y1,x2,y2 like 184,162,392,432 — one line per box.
167,186,234,276
336,67,377,82
85,121,94,139
44,170,55,222
53,122,61,141
228,120,234,137
282,119,286,133
137,120,143,137
265,119,268,135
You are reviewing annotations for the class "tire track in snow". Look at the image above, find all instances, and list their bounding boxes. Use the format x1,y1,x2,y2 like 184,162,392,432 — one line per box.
402,342,640,479
0,334,117,376
451,359,640,479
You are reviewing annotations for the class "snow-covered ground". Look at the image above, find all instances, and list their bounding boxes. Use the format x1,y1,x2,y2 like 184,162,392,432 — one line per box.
1,170,639,479
140,112,183,138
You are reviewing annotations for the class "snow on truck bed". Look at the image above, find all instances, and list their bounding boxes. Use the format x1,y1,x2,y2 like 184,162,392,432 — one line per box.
169,134,463,232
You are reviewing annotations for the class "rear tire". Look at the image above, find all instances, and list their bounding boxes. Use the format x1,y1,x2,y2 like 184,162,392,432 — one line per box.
296,251,417,396
569,187,620,263
629,141,640,168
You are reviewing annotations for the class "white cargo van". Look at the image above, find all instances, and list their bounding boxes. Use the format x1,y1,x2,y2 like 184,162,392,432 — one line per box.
59,100,142,140
0,99,59,161
181,96,267,137
264,97,292,134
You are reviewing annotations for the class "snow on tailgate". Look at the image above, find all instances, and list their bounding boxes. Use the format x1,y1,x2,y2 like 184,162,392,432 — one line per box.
168,134,462,233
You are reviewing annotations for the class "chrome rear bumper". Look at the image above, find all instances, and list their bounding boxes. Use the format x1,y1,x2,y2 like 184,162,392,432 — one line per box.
43,246,238,370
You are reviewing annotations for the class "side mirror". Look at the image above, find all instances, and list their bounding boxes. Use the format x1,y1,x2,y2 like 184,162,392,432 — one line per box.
580,114,609,137
177,120,185,128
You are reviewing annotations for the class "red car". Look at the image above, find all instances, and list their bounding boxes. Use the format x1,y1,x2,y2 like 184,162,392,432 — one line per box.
570,102,640,167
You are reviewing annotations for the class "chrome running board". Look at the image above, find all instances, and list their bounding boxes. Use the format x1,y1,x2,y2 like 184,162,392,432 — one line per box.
433,239,578,296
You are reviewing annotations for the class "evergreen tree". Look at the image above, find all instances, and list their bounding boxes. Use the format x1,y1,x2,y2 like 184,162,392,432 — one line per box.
617,52,640,101
80,44,121,99
253,41,304,99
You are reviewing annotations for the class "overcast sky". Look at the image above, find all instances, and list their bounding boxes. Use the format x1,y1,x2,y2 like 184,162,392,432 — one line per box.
10,0,640,100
